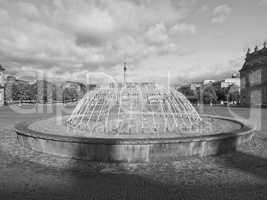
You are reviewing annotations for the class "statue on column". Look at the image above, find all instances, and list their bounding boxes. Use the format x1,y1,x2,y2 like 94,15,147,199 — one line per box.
123,62,127,85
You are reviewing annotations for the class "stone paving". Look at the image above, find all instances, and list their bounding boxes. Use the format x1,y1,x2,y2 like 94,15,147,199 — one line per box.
0,105,267,200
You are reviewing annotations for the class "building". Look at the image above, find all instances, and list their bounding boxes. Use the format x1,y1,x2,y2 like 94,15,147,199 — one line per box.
221,77,240,88
212,74,240,90
0,65,5,106
240,42,267,106
203,80,215,85
0,65,5,85
4,75,16,104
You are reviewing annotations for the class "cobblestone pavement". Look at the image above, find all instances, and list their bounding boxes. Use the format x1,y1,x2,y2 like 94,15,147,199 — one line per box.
0,106,267,200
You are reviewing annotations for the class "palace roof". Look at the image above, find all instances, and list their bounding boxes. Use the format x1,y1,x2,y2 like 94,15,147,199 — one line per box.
240,45,267,72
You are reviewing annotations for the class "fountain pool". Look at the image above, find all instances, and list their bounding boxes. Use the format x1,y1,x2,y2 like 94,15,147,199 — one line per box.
15,83,255,162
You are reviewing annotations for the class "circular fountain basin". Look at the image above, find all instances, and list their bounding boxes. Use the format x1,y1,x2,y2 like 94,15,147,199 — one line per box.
15,115,255,163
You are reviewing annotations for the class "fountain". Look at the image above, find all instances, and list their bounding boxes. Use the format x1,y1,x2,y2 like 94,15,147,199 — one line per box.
66,83,202,137
14,63,254,162
15,82,255,162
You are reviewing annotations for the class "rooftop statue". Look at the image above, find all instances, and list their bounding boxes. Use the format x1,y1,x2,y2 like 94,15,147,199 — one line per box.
246,48,250,55
254,45,258,52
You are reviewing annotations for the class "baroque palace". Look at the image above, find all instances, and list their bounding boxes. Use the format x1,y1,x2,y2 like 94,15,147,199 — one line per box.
240,42,267,106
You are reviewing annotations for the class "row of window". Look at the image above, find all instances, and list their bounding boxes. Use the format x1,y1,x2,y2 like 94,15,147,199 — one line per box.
249,69,261,86
241,87,267,104
263,67,267,81
241,68,265,88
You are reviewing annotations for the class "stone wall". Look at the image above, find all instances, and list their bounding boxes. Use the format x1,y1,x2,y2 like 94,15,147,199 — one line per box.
250,89,262,106
240,72,267,107
240,49,267,107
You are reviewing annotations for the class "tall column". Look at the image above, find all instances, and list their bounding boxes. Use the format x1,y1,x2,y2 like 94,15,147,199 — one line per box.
123,62,127,85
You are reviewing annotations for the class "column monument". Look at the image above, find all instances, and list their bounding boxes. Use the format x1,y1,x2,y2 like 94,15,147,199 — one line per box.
123,62,127,85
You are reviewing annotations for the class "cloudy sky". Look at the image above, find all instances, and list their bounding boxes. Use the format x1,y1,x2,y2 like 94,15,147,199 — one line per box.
0,0,267,85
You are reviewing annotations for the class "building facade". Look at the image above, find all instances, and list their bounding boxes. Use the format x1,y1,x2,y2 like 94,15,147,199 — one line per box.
221,78,240,88
212,75,240,90
203,80,215,85
240,43,267,106
0,65,5,106
4,76,16,104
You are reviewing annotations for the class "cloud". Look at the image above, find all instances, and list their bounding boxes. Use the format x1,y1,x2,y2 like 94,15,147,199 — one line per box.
211,4,231,24
200,5,209,12
57,6,115,46
172,57,243,86
16,2,41,19
0,0,198,82
169,23,197,35
211,15,227,24
213,4,231,15
144,23,169,45
258,0,267,6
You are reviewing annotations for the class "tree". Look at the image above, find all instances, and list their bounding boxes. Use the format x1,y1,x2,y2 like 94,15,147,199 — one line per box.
201,85,217,104
227,85,240,103
12,82,37,101
178,85,195,97
63,87,78,102
216,87,228,102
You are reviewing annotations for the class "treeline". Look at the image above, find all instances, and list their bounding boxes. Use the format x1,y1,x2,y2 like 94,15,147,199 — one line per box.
5,80,93,103
178,85,240,105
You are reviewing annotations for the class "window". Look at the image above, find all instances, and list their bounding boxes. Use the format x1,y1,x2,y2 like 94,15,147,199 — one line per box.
249,69,262,86
241,77,246,89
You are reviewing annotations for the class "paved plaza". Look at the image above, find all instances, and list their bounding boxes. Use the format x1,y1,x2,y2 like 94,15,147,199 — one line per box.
0,105,266,200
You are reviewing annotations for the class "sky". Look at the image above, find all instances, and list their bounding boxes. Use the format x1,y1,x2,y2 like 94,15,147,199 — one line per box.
0,0,267,85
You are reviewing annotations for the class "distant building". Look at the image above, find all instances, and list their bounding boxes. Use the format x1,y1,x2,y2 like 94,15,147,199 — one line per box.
0,65,5,87
4,76,16,104
0,65,5,106
221,77,240,88
109,82,154,88
240,42,267,106
203,80,215,85
212,74,240,90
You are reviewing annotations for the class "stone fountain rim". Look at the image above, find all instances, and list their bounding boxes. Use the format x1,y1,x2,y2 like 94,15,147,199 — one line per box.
15,114,255,145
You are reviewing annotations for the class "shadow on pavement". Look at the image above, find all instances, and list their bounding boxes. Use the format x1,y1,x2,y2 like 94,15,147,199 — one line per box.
216,151,267,180
0,147,267,200
0,169,266,200
0,120,267,200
